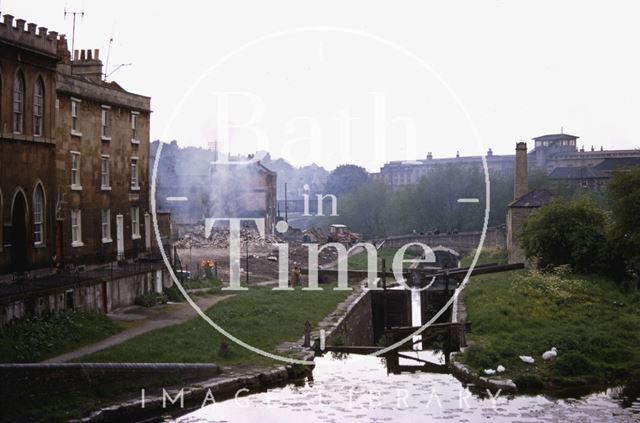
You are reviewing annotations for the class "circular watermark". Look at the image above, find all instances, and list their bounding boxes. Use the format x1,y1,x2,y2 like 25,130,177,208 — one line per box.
151,27,490,365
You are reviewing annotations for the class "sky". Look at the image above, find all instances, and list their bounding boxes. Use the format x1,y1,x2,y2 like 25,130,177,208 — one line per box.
5,0,640,171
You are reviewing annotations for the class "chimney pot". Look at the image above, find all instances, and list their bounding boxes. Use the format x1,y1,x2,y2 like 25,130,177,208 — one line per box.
3,14,14,26
48,30,58,40
27,23,36,34
38,26,48,37
94,49,99,60
15,18,25,31
73,49,80,60
87,49,92,60
80,49,86,60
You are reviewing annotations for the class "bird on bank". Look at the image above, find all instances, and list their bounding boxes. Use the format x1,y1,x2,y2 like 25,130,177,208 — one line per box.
484,369,496,375
519,355,535,364
542,347,558,360
496,365,506,373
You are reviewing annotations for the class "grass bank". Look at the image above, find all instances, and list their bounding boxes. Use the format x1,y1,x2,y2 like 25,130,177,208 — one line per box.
0,310,122,363
78,285,350,366
460,266,640,392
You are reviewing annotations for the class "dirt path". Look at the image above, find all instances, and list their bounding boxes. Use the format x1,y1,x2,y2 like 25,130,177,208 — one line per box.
43,295,232,363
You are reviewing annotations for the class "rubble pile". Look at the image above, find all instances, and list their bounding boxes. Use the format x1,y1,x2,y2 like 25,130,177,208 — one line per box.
175,226,281,249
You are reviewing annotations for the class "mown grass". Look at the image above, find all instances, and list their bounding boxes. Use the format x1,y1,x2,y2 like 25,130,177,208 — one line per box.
77,285,350,366
0,311,122,363
460,266,640,391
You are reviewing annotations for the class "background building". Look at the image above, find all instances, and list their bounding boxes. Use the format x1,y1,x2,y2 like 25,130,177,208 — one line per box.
371,133,640,189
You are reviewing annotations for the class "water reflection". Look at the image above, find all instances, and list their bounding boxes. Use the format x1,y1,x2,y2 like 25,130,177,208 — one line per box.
176,353,639,422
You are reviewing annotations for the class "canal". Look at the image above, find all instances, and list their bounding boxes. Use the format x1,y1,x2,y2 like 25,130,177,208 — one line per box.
176,352,639,422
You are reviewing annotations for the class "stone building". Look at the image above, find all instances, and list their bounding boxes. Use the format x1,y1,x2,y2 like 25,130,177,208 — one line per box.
506,142,552,264
371,133,640,189
369,148,514,188
151,141,278,236
54,47,152,264
0,14,59,276
0,13,171,325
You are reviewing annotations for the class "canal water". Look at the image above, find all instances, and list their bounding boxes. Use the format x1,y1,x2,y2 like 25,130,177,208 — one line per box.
176,352,639,422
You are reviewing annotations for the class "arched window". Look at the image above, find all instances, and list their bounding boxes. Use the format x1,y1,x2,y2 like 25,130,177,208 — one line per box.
33,77,44,136
33,184,45,245
13,71,25,134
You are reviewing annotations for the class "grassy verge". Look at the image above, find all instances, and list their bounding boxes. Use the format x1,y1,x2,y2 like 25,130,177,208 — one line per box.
459,267,640,392
460,246,507,267
78,285,350,366
7,285,351,420
0,311,122,363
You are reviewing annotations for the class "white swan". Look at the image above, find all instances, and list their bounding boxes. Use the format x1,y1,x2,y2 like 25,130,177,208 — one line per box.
542,347,558,360
519,355,535,364
484,368,496,375
496,365,506,373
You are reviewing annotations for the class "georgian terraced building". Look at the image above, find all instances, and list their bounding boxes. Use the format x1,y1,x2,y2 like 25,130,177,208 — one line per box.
0,13,171,325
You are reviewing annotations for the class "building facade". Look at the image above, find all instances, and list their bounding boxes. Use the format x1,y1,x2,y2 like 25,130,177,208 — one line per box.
370,149,516,189
371,134,640,189
0,13,170,325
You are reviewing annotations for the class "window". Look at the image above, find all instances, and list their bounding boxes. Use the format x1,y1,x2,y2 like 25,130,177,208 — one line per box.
130,158,139,189
70,152,81,189
131,112,139,142
71,209,83,247
101,155,110,189
71,99,79,132
101,107,109,138
101,208,111,242
33,184,44,245
12,72,25,133
131,207,140,239
33,78,44,136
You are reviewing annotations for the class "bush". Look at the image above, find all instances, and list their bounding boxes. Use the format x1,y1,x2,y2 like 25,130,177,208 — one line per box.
520,198,609,273
134,292,168,307
0,311,120,362
164,285,185,302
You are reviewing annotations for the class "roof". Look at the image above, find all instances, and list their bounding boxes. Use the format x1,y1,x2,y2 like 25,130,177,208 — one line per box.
508,189,553,208
431,245,461,257
548,166,606,180
593,157,640,172
532,133,579,141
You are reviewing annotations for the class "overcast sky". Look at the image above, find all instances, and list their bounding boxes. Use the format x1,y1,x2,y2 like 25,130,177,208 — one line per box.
6,1,640,171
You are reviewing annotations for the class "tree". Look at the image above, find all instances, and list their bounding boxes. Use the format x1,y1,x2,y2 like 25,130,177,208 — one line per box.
608,167,640,279
324,164,369,196
519,198,608,273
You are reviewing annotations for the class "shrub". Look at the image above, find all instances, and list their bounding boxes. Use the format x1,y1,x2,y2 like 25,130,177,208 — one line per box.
134,292,167,307
164,285,185,302
520,198,608,273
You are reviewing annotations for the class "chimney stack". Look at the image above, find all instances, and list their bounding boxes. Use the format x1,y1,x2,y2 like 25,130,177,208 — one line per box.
514,142,528,199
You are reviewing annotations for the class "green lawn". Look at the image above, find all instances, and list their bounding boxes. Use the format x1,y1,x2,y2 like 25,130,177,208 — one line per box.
78,285,350,366
0,311,122,363
460,246,508,267
460,267,640,391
